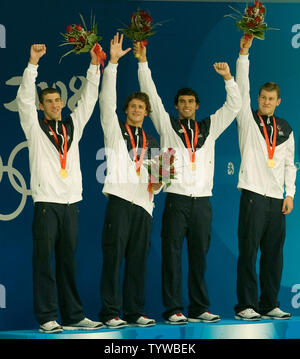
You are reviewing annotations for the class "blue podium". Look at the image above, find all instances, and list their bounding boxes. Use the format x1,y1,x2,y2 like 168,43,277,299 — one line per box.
1,318,300,339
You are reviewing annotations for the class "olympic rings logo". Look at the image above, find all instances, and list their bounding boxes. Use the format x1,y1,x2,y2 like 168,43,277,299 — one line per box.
0,141,31,221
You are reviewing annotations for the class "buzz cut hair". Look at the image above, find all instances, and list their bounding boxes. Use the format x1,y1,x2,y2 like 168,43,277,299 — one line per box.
174,88,200,105
38,88,61,104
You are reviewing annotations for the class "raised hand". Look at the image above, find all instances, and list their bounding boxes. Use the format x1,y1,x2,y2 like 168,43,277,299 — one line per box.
109,32,131,64
213,62,233,81
133,41,147,62
240,34,254,55
29,44,46,65
90,43,100,65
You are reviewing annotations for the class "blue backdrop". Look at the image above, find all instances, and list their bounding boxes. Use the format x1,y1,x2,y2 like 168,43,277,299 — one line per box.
0,0,299,331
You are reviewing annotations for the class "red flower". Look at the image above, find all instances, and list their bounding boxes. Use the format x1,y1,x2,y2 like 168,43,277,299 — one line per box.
120,7,162,50
79,36,86,43
259,7,265,14
226,1,278,41
145,15,153,24
59,13,105,70
247,6,254,15
143,148,177,200
66,25,73,33
141,39,148,47
168,148,176,156
143,25,151,32
140,10,152,21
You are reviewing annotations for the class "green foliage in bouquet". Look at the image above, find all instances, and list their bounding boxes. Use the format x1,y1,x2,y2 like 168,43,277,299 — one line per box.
225,1,279,40
59,13,103,63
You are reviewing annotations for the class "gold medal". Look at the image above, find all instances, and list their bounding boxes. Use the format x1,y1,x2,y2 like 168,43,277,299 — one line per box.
45,120,69,180
257,113,277,171
267,159,275,168
60,168,68,179
125,123,147,179
180,122,199,174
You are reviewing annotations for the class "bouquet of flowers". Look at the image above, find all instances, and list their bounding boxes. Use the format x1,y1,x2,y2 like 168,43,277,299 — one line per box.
59,13,106,70
119,8,161,58
144,148,176,200
225,1,278,40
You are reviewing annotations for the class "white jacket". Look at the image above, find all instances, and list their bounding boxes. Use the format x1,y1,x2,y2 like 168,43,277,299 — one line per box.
99,62,155,216
236,54,296,199
138,61,242,197
17,63,100,204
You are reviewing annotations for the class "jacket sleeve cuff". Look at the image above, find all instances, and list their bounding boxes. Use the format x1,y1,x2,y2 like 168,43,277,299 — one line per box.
225,78,236,86
88,63,99,73
27,63,38,71
285,191,295,199
238,54,249,62
106,62,118,70
138,61,149,70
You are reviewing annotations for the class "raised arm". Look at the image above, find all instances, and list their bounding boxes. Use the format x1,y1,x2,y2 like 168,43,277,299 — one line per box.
239,35,254,56
99,33,131,134
213,62,233,81
109,32,131,65
71,43,101,138
135,43,171,136
29,44,47,65
235,35,254,118
209,62,242,139
16,44,47,138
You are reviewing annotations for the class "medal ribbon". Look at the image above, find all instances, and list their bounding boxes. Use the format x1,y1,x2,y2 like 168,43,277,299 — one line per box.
125,123,147,176
180,121,199,166
257,112,277,161
44,120,68,171
93,43,107,74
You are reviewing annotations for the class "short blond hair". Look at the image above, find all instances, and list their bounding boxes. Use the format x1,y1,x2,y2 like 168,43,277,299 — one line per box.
259,82,281,98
